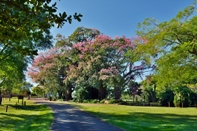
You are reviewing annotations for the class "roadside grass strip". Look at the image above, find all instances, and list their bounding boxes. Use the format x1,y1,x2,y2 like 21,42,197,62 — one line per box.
0,98,53,131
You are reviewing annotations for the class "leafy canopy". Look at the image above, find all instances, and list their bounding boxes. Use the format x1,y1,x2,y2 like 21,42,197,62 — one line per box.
0,0,82,57
0,0,82,91
136,1,197,88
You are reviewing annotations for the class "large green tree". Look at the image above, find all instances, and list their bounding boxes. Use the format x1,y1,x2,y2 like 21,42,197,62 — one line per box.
136,2,197,89
0,0,82,102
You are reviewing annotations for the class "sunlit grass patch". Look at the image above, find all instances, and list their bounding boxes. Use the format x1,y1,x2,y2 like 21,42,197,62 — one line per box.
69,102,197,131
0,98,53,131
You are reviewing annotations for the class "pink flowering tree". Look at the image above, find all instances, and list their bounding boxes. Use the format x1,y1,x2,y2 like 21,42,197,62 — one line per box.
67,33,153,100
28,27,101,101
27,48,66,99
27,27,154,101
55,27,102,100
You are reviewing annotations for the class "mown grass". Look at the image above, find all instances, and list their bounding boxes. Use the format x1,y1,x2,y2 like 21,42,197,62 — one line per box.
69,102,197,131
0,98,53,131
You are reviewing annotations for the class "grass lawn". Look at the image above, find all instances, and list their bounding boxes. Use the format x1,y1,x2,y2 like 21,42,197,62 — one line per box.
0,97,53,131
69,102,197,131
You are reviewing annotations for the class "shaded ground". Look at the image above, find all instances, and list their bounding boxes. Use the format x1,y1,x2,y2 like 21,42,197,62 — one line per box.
32,98,124,131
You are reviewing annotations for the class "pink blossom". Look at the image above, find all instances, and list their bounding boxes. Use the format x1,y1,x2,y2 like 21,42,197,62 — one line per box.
78,54,84,59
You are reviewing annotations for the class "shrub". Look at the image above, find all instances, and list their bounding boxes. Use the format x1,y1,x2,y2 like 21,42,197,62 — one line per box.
118,100,128,105
127,101,140,106
173,86,192,107
158,89,174,107
82,100,89,103
89,99,98,103
108,99,117,104
100,99,105,104
190,92,197,106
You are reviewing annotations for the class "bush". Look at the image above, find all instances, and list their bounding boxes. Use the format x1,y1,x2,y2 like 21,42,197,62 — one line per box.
82,100,89,103
158,89,174,107
173,86,193,107
150,102,161,106
118,100,128,105
69,99,75,102
108,99,118,104
89,99,98,103
127,101,140,106
100,99,105,104
57,99,63,101
190,91,197,106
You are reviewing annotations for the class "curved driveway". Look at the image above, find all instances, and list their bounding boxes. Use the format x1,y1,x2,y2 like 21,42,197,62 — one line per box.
33,98,124,131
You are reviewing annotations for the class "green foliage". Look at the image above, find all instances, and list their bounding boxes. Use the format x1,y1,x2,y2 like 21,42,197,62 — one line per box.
190,91,197,106
0,1,82,93
32,86,45,97
68,27,100,43
173,86,193,107
141,76,157,102
121,92,131,100
108,99,117,104
157,89,174,106
89,99,99,103
136,2,197,89
0,54,27,95
0,0,82,42
21,82,33,92
99,99,106,104
73,87,89,102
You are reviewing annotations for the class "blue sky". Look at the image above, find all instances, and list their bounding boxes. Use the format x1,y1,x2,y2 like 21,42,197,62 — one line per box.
51,0,195,38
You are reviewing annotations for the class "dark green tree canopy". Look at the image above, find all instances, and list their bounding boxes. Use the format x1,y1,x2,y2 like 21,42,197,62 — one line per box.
0,0,82,94
0,0,82,56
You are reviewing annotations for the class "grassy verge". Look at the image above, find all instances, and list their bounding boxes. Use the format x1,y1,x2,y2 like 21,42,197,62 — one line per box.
69,102,197,131
0,98,53,131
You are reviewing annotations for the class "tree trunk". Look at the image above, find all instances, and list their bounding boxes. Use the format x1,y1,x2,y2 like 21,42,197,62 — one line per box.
57,90,63,99
99,86,106,100
133,95,135,102
28,94,31,100
114,86,121,100
65,85,72,101
65,90,72,100
88,87,99,99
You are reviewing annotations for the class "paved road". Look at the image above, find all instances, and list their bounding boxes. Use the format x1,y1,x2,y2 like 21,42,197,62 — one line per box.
33,98,124,131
